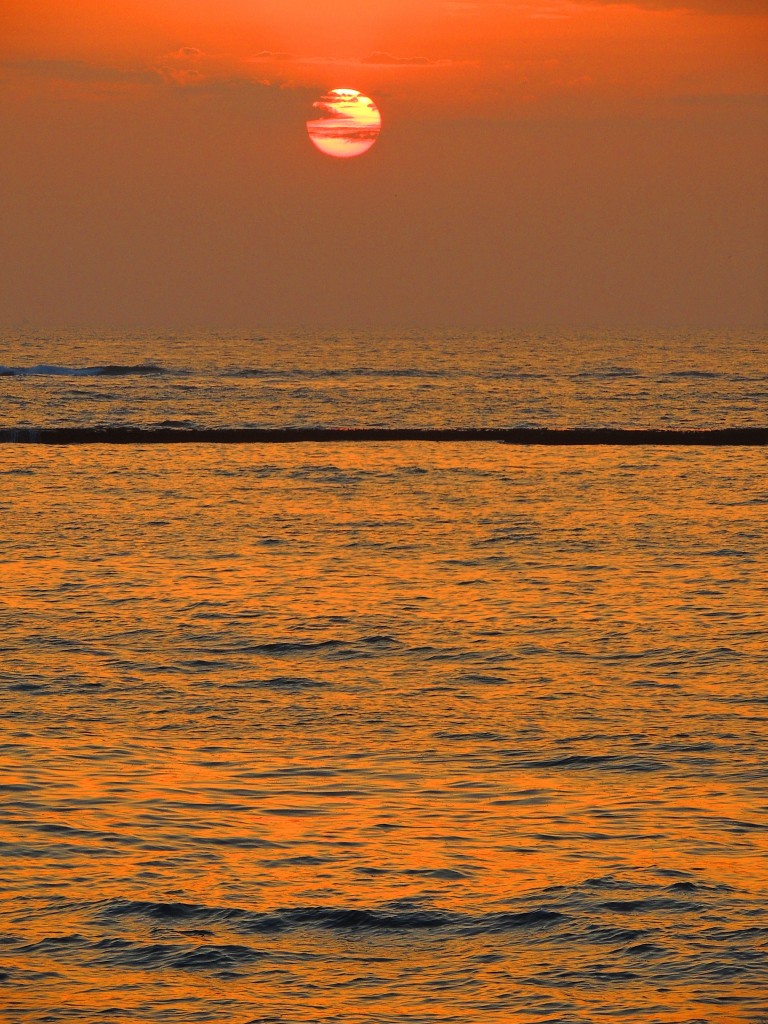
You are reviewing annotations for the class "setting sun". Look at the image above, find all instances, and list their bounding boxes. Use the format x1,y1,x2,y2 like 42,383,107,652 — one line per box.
306,89,382,159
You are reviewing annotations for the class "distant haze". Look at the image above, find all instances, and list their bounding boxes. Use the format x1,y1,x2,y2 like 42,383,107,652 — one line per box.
1,0,766,328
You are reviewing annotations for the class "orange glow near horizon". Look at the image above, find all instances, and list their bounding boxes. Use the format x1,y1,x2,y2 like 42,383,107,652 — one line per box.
2,0,766,117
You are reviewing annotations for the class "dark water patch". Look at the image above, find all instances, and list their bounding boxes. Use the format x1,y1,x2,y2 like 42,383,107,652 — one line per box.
19,934,89,954
267,855,331,867
654,740,718,753
403,868,472,881
261,807,325,817
2,426,767,444
233,767,336,782
571,366,642,379
0,839,117,861
663,370,723,379
32,823,139,845
600,897,701,914
177,658,233,671
260,906,456,933
712,817,768,833
94,899,567,938
533,965,642,987
92,937,266,973
630,677,683,690
451,674,510,688
468,910,566,934
244,636,402,661
479,526,539,544
246,639,347,655
0,966,64,983
434,731,507,741
98,900,219,924
15,874,763,1012
699,925,768,944
620,941,669,956
245,676,329,692
487,370,550,380
186,834,282,850
225,366,447,381
517,753,667,774
409,645,492,664
700,551,753,563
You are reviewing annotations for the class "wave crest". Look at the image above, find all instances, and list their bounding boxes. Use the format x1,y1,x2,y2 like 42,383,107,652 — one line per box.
0,363,166,378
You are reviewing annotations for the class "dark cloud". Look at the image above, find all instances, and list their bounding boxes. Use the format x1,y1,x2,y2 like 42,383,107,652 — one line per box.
1,59,160,84
312,101,349,117
576,0,766,11
671,91,768,108
0,57,316,105
173,47,202,59
170,75,315,104
158,67,204,86
361,52,436,66
450,0,766,12
251,51,294,61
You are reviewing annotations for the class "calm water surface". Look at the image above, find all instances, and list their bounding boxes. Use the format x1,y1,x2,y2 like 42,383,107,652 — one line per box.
1,332,767,1022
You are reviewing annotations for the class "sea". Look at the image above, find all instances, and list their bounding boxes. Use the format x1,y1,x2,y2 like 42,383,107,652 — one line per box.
1,329,767,1024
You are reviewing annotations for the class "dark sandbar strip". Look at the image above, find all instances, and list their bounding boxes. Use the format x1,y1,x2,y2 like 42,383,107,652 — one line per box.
2,427,767,445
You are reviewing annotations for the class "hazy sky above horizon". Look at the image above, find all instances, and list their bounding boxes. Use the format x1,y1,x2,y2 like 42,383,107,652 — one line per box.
1,0,766,328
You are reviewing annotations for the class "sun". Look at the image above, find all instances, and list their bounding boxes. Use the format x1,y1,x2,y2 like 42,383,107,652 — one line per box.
306,89,382,160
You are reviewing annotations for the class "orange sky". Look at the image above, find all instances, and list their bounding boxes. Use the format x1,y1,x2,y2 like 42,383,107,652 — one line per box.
3,0,766,112
1,0,766,326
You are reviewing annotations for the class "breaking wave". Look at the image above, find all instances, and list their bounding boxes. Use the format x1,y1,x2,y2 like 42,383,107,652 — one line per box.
0,363,167,378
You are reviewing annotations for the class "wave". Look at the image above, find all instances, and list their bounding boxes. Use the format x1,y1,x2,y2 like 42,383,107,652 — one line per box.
96,898,567,937
521,753,666,773
0,363,167,378
663,370,722,379
571,366,642,380
0,427,766,445
226,366,446,380
11,876,756,995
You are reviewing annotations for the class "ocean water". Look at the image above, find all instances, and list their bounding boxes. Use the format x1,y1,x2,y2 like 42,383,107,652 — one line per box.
2,328,767,431
1,330,767,1023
